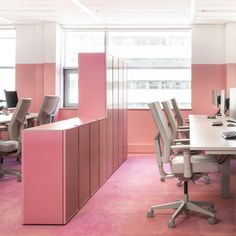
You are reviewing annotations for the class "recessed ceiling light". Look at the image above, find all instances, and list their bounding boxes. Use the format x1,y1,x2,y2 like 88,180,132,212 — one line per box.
97,9,188,13
71,0,102,23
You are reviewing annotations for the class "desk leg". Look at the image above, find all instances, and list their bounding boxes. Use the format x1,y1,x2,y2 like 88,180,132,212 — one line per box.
221,158,230,198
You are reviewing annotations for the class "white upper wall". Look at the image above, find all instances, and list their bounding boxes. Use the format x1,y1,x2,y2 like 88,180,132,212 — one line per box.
192,24,225,64
16,24,44,64
226,23,236,64
16,23,62,64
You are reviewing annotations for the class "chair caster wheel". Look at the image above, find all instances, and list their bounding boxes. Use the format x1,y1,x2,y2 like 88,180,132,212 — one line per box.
147,209,154,217
17,176,22,182
160,177,165,182
183,209,190,215
208,205,215,212
203,176,211,185
208,217,217,225
168,220,175,228
177,180,182,187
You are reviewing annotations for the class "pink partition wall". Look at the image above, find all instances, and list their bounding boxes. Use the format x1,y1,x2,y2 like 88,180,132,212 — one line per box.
99,119,107,185
78,53,106,121
23,53,128,224
90,122,99,196
23,122,80,224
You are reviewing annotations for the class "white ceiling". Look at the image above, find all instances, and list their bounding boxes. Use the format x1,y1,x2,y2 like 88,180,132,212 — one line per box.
0,0,236,27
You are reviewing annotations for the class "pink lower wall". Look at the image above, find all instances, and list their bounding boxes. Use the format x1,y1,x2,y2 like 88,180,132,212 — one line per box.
128,64,227,153
192,64,226,114
44,63,56,95
16,63,56,112
226,63,236,94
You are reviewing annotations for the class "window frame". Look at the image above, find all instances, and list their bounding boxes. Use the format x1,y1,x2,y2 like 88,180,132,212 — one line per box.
63,67,78,107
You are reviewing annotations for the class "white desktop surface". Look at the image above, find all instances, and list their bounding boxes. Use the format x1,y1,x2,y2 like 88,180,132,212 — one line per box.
190,115,236,154
189,114,236,198
0,112,38,124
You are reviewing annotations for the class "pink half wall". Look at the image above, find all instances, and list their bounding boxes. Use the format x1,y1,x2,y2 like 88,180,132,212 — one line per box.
128,64,227,153
226,63,236,94
191,64,226,115
16,63,56,112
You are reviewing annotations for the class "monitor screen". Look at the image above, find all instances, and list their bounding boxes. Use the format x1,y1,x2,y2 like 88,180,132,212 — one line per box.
220,90,226,115
229,88,236,122
4,90,18,108
212,89,219,108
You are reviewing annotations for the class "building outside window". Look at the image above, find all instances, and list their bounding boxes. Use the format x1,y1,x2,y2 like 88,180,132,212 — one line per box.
0,29,15,101
63,30,191,109
108,31,191,109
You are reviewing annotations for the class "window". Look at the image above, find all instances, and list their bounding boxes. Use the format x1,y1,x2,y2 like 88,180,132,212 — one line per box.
63,30,191,109
64,69,78,107
108,31,191,109
0,29,16,100
63,31,105,107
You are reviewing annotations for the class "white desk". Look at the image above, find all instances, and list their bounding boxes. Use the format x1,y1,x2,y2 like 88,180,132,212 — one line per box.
0,113,38,125
189,115,236,198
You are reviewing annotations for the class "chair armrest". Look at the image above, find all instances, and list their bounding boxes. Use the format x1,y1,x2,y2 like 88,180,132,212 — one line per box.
171,144,190,150
179,125,189,129
177,128,189,133
171,145,192,178
185,118,189,124
174,138,190,144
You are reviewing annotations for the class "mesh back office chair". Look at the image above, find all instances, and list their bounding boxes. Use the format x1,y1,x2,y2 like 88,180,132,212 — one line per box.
168,99,211,184
171,98,189,126
37,96,60,125
147,101,219,228
0,98,31,181
162,100,189,139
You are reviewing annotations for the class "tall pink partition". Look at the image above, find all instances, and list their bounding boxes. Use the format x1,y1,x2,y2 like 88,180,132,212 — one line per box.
22,53,128,225
78,53,106,121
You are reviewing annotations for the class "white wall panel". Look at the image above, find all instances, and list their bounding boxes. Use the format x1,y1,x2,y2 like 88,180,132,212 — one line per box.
226,23,236,64
192,24,225,64
16,24,44,64
16,23,62,64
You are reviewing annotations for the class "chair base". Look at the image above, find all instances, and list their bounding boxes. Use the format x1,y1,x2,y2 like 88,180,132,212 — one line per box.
147,193,216,228
0,167,21,182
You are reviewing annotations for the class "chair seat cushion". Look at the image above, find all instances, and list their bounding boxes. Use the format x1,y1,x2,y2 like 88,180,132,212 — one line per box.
171,155,219,174
0,140,18,153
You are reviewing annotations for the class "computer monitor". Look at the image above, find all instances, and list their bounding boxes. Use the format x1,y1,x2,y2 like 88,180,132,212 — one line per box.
229,88,236,122
220,90,226,115
212,89,219,108
4,90,18,108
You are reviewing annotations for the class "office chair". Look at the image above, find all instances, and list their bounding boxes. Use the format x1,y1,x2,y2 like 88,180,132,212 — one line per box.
171,98,189,126
147,101,219,228
162,100,189,140
0,98,31,182
37,95,60,125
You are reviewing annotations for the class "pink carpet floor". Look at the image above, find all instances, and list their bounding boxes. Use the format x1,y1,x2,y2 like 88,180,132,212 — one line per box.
0,154,235,236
